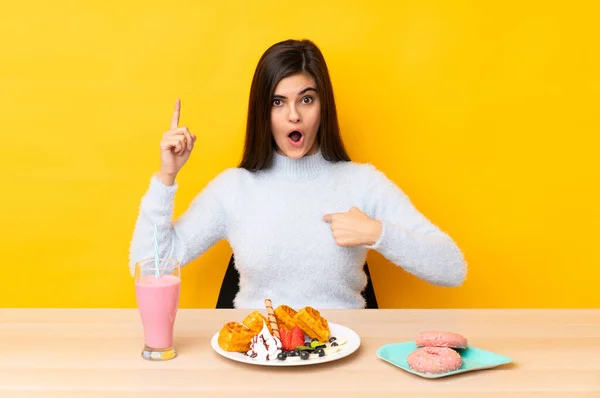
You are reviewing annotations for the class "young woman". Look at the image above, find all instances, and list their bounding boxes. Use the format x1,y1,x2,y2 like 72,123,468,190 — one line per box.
129,39,467,309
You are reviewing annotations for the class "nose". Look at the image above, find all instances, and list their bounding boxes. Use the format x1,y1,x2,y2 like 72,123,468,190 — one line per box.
288,104,301,123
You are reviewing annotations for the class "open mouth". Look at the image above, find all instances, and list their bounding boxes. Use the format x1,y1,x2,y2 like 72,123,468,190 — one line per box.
288,130,303,143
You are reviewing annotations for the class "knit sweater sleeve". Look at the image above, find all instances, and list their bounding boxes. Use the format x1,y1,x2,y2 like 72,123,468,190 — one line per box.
361,165,467,287
128,169,234,275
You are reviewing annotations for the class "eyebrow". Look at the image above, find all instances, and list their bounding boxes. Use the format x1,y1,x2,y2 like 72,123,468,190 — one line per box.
272,87,318,99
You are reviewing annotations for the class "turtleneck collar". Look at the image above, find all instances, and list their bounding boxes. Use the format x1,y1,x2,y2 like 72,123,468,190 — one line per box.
268,148,331,180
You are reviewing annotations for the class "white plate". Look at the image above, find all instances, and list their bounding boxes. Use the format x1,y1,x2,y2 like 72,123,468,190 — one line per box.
210,322,361,367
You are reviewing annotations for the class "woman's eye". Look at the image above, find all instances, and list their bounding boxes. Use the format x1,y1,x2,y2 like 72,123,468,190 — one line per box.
302,96,313,104
272,99,282,106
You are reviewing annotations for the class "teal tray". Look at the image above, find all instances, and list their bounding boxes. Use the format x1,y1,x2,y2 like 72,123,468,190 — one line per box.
376,341,513,379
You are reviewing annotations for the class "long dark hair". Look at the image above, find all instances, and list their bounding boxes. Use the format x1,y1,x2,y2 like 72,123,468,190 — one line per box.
239,39,351,171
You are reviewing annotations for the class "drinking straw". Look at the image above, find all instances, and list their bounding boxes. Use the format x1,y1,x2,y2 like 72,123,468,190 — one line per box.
153,224,161,279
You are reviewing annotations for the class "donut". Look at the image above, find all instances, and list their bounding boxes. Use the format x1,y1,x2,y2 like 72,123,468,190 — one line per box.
407,346,462,374
415,331,468,349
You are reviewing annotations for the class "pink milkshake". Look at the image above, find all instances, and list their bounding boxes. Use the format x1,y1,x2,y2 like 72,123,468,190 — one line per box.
136,274,180,350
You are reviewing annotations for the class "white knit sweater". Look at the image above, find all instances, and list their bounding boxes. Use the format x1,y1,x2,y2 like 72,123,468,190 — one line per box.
129,149,466,309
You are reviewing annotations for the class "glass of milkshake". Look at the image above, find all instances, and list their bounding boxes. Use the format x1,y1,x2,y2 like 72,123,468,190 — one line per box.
134,258,181,361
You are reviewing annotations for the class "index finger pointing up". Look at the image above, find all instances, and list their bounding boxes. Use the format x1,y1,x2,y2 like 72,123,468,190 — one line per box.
170,98,181,130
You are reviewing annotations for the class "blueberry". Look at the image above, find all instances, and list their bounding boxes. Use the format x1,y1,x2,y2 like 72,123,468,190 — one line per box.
328,337,337,343
287,350,297,357
317,348,326,357
277,352,286,361
300,351,310,360
311,338,319,343
294,349,301,356
331,342,339,347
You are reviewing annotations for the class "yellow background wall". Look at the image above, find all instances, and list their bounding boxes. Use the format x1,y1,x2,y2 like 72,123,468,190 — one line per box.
1,1,598,308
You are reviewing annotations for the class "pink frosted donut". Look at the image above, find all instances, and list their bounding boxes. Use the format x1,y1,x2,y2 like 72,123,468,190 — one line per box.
407,346,462,374
415,331,468,349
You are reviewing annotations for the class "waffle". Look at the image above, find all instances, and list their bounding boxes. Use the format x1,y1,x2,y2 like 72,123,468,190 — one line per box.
292,306,330,342
274,304,297,331
217,321,255,352
242,310,273,334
